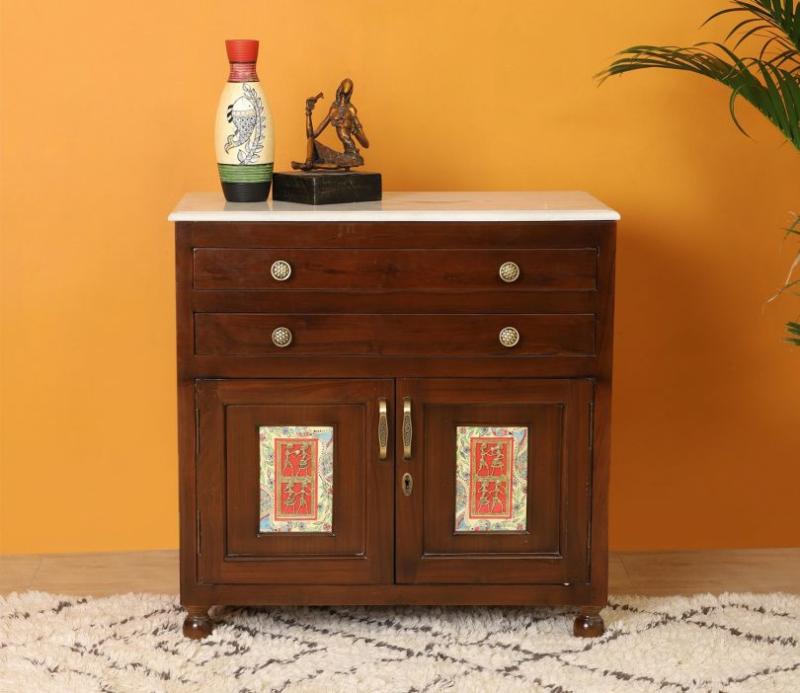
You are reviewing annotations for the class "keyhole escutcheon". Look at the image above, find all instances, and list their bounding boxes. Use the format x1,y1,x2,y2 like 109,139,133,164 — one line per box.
402,472,413,497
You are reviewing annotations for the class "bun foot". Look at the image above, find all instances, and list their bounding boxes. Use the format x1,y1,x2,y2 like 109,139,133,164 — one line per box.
573,607,605,638
183,606,213,639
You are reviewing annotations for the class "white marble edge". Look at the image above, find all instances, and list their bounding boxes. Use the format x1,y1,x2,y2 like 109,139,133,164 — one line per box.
168,191,621,222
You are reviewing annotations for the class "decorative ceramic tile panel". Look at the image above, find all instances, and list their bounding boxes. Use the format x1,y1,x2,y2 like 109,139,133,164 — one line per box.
454,426,528,532
259,426,333,533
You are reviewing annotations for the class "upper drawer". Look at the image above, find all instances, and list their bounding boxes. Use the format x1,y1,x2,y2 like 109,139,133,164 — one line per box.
193,248,597,291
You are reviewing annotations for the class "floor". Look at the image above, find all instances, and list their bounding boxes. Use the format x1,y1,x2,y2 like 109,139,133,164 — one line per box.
1,549,798,597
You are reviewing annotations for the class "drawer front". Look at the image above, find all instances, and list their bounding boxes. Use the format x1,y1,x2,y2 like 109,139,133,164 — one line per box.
193,248,597,291
195,313,595,358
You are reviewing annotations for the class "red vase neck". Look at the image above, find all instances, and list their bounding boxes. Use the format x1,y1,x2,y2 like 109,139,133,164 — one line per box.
228,62,258,82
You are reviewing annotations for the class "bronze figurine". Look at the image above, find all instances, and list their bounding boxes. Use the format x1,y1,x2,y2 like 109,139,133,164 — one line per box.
291,78,369,171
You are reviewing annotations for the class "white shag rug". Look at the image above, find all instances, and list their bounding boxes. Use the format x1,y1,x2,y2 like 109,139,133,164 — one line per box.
1,592,798,693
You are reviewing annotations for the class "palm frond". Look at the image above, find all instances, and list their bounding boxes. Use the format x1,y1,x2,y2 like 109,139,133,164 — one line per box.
598,0,800,150
786,213,800,235
787,320,800,344
599,43,800,149
705,1,800,54
766,215,800,346
600,1,800,346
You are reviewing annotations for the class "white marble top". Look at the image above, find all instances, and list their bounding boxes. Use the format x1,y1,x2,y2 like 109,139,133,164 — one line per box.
168,191,620,222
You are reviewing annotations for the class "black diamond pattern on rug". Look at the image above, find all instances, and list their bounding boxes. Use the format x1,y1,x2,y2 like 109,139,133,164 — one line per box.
1,592,798,692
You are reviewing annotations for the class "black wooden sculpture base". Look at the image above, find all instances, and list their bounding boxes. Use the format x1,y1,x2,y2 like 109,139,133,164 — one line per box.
272,171,382,205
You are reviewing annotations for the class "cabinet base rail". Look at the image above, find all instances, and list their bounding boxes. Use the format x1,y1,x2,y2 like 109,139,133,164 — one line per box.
181,602,606,640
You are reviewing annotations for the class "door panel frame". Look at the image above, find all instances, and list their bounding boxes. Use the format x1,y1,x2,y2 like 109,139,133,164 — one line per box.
395,378,594,585
196,378,394,585
226,405,359,556
422,403,564,554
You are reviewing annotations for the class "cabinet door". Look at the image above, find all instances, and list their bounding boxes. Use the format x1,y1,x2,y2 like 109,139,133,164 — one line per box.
196,379,394,584
396,378,593,584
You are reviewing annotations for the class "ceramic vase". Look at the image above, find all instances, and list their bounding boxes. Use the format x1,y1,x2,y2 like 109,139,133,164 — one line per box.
214,39,274,202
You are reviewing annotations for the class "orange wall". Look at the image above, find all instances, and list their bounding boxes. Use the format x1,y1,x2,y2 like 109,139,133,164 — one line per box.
2,0,799,555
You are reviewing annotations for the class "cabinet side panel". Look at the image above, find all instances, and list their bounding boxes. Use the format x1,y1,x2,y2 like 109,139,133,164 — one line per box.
587,222,616,604
176,223,203,605
178,381,199,601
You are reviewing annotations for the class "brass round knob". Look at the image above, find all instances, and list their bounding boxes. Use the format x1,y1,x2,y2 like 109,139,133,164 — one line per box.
499,261,520,283
499,326,520,348
270,260,292,282
271,326,293,348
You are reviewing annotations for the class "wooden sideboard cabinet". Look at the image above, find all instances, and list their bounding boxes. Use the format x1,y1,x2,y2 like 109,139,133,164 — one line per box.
170,191,618,640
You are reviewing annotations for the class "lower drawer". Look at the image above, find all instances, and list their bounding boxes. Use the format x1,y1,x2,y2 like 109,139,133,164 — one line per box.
194,313,595,357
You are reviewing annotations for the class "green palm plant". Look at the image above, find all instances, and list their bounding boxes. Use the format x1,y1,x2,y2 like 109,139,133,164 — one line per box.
599,0,800,345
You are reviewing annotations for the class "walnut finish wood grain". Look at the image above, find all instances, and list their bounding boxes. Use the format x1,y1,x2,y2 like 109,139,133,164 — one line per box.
196,379,394,586
395,378,593,585
193,248,597,291
194,313,596,358
175,217,616,638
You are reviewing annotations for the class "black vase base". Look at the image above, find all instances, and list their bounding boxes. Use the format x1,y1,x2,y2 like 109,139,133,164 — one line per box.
221,181,271,203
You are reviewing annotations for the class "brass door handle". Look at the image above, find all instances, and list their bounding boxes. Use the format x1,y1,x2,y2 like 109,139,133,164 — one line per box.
402,397,412,459
378,399,388,460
